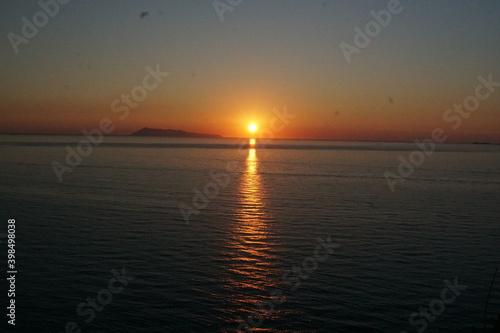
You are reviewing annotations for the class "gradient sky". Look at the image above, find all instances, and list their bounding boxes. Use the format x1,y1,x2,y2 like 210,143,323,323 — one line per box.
0,0,499,142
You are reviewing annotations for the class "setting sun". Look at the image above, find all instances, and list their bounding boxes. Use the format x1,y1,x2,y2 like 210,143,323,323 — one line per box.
248,123,258,133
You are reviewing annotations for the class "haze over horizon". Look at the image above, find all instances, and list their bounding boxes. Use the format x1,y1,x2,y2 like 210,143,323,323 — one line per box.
1,0,499,143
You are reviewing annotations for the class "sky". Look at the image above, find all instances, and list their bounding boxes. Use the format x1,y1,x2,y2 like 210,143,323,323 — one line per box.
0,0,499,142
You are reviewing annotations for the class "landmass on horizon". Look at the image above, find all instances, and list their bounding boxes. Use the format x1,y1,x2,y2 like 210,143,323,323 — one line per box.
0,128,498,145
130,127,222,138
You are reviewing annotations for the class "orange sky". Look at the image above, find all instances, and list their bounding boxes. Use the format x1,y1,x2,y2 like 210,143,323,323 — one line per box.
1,2,499,143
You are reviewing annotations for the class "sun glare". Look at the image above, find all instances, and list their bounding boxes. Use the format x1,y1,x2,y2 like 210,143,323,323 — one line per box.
248,123,258,133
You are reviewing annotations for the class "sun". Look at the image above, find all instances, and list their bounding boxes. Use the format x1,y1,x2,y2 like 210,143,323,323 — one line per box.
248,123,258,133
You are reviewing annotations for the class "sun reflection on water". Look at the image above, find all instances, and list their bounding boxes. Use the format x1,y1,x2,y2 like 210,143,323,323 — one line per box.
232,145,275,285
221,140,281,322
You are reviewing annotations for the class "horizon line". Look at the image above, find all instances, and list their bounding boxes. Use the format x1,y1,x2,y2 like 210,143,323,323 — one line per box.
0,132,498,146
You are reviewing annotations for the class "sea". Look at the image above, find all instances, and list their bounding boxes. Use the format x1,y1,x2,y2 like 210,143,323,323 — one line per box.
0,135,499,333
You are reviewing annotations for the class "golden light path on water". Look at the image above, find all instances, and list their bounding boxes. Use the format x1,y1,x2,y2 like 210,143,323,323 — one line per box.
221,139,283,327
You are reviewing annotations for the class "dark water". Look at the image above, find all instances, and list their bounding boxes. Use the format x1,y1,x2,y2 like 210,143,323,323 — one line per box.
0,135,499,332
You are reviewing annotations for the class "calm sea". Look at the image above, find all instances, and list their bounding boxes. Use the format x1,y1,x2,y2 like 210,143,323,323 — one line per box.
0,135,499,332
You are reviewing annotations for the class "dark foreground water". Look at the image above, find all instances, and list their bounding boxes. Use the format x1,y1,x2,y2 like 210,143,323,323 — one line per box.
0,135,499,332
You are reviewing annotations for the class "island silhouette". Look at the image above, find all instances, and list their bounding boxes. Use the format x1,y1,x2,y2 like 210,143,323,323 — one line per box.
130,127,222,138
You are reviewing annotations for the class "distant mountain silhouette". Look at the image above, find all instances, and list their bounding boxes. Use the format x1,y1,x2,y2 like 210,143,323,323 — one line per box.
130,127,222,138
